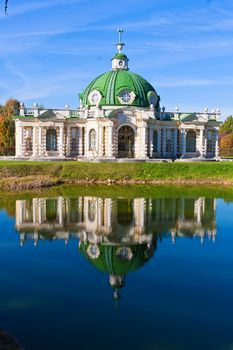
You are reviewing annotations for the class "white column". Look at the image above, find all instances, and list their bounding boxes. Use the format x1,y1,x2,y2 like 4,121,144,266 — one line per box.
173,129,178,158
58,197,64,225
181,129,186,158
149,128,153,157
32,198,37,224
20,126,24,156
199,129,204,157
38,127,43,156
140,126,148,158
38,198,42,224
59,125,65,157
32,127,38,157
195,198,202,224
108,126,113,158
66,126,71,157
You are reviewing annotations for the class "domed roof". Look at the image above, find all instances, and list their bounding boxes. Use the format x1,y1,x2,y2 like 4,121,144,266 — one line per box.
79,242,155,275
80,70,158,108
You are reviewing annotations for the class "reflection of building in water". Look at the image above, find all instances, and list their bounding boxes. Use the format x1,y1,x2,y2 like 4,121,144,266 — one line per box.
15,195,217,306
16,196,217,246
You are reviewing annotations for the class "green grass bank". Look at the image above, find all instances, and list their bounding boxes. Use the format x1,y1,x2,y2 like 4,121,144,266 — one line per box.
0,160,233,190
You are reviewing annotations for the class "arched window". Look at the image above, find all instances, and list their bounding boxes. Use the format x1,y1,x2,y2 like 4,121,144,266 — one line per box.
89,129,96,150
186,130,196,152
46,129,57,151
153,130,158,152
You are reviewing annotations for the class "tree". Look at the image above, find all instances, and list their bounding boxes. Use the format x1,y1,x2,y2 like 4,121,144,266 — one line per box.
220,133,233,157
0,98,20,155
219,115,233,135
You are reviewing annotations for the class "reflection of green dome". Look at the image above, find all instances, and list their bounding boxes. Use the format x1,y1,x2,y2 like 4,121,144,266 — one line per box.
79,243,155,275
80,70,158,108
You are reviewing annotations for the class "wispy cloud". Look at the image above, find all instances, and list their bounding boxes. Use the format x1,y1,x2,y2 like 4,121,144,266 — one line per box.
0,0,232,118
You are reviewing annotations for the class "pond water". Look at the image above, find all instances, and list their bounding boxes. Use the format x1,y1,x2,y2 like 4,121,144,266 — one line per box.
0,189,232,350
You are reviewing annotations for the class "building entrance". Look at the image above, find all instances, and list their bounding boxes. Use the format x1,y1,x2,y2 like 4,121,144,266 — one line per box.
118,125,134,158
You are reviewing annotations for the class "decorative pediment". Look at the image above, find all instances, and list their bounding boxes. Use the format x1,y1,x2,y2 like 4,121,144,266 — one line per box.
38,110,66,120
180,113,208,123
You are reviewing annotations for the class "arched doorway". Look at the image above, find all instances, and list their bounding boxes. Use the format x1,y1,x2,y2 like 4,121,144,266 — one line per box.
46,129,57,151
118,125,134,158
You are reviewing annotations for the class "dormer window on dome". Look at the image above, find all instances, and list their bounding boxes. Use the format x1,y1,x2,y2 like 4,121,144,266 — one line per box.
118,89,136,105
88,90,102,106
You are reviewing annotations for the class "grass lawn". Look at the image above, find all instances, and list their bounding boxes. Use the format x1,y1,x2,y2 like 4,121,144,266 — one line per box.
0,160,233,183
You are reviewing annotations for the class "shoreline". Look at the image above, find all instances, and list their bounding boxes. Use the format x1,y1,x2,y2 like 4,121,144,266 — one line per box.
0,161,233,191
0,176,233,192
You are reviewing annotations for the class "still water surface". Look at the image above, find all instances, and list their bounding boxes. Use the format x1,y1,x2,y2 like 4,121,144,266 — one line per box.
0,192,232,349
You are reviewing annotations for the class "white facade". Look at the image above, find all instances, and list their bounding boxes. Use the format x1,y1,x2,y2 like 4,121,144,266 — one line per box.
14,33,221,160
14,106,221,160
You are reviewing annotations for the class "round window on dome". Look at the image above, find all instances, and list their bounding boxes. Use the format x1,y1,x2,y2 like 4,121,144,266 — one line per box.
88,90,102,106
118,90,135,105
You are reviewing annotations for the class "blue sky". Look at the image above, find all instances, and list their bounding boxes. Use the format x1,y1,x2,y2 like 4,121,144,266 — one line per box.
0,0,233,119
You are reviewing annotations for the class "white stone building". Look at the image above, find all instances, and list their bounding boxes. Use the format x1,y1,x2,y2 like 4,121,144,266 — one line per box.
14,30,221,160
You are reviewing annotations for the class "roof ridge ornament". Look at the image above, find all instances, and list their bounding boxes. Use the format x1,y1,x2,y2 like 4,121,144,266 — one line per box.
116,28,125,53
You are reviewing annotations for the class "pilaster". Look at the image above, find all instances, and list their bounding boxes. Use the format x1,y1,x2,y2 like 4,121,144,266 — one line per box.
66,126,71,157
173,129,178,158
59,125,65,157
32,126,38,157
139,125,148,159
38,127,44,156
181,129,186,158
149,127,153,157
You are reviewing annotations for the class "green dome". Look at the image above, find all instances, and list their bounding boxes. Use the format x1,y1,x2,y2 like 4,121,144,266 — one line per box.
80,70,159,108
112,53,128,60
79,243,155,275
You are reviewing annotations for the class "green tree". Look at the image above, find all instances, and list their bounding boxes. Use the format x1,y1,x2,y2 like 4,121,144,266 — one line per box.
219,115,233,135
